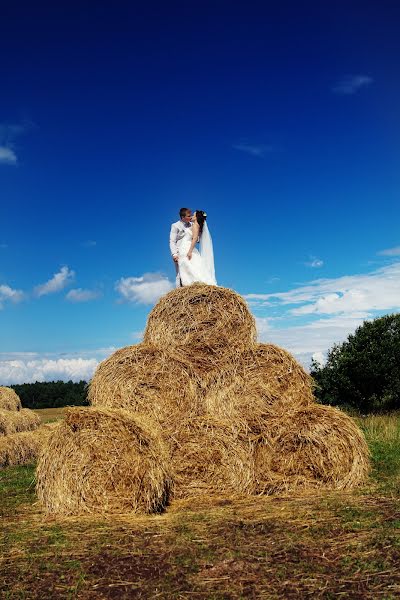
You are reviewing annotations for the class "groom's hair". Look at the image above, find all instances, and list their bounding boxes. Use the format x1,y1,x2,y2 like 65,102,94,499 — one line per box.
179,207,191,219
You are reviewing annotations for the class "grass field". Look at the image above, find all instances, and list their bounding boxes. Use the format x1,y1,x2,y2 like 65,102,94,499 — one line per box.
1,413,399,598
32,406,68,423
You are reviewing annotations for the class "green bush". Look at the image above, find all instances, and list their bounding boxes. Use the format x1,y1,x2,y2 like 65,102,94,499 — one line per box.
311,314,400,413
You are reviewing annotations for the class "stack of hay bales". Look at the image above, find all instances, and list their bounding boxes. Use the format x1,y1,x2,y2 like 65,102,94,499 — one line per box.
0,386,46,468
37,284,370,515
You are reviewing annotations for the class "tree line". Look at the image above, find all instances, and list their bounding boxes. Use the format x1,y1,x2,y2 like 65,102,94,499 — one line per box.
11,380,89,409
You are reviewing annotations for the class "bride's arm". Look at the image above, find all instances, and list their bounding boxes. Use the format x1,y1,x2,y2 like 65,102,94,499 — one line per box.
187,222,199,260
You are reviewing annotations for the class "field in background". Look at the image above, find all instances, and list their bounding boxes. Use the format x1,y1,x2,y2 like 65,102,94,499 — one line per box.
33,406,67,423
1,412,399,598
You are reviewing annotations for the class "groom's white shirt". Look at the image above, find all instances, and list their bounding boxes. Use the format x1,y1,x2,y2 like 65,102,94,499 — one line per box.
169,220,192,257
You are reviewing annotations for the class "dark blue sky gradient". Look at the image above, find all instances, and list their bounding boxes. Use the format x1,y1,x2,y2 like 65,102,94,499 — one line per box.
1,1,400,360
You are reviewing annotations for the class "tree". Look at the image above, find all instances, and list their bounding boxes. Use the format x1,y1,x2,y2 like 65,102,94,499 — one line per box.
311,313,400,413
11,380,89,409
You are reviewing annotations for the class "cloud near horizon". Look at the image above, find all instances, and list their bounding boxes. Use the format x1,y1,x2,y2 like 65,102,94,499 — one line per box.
0,348,116,385
115,272,173,304
0,357,99,385
34,266,75,297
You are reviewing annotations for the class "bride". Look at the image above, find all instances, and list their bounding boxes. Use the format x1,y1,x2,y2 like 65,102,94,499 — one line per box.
178,210,217,286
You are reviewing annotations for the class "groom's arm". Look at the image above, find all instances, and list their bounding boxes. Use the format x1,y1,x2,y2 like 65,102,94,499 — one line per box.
169,223,179,259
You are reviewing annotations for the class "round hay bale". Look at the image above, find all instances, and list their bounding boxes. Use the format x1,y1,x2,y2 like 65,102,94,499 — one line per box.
0,408,41,436
0,423,57,468
0,386,22,411
170,416,256,499
245,344,314,408
88,344,202,424
36,407,172,515
143,284,257,371
202,344,314,425
254,404,370,493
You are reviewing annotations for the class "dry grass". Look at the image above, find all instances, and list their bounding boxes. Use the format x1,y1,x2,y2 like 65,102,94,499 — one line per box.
359,413,400,443
36,407,172,516
33,406,67,423
143,283,257,372
0,408,41,436
0,386,22,411
0,423,57,468
254,404,370,493
1,412,398,599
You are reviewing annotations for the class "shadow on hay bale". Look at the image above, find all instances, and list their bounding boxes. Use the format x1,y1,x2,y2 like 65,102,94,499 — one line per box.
0,423,57,468
0,408,41,436
170,416,256,499
254,404,370,493
0,387,22,412
143,284,257,371
36,407,172,516
88,344,201,423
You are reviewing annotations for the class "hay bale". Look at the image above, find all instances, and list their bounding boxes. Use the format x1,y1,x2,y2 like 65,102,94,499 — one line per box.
202,344,314,425
245,344,314,408
0,408,41,436
143,284,257,371
89,344,201,424
170,417,256,499
36,407,172,515
0,423,57,468
0,386,22,411
254,405,370,493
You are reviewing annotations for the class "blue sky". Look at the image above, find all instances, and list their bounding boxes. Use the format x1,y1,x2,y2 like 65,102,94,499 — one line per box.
1,1,400,383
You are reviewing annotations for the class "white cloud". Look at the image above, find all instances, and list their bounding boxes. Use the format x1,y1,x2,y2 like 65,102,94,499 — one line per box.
311,351,326,368
115,272,173,304
255,317,272,337
0,146,17,164
378,245,400,257
0,284,24,308
131,330,144,341
82,240,97,248
0,347,116,385
0,358,98,385
0,120,35,165
332,75,373,94
305,256,324,268
256,312,370,369
232,142,274,157
34,266,75,297
246,262,400,316
66,288,102,302
247,261,400,368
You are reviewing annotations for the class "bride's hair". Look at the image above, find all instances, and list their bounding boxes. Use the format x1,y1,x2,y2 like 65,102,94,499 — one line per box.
195,210,207,237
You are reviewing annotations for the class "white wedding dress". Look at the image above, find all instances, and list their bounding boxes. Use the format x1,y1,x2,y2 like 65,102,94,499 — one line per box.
178,224,217,286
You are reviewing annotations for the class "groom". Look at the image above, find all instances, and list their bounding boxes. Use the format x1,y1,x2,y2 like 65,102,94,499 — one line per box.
169,207,192,287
